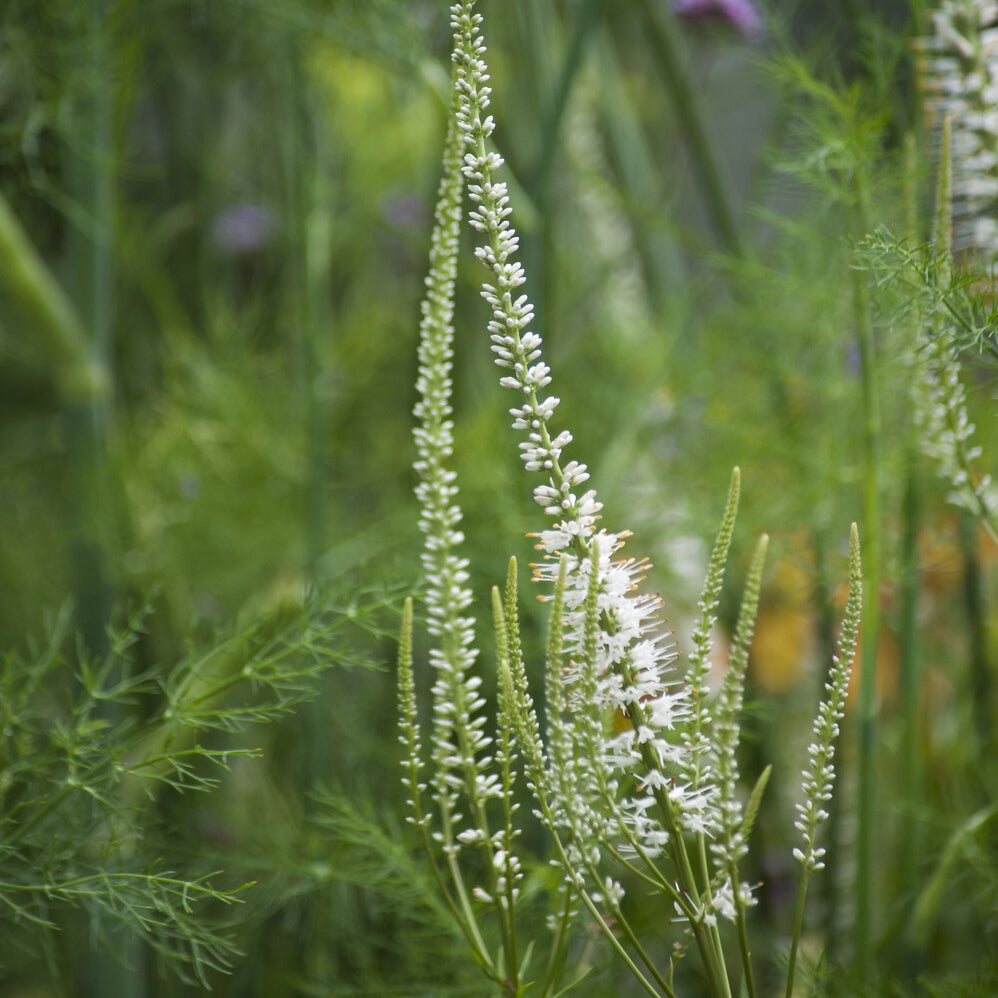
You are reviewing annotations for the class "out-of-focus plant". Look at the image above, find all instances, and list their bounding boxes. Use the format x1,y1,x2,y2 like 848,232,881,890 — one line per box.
913,0,998,263
0,589,378,987
857,118,997,543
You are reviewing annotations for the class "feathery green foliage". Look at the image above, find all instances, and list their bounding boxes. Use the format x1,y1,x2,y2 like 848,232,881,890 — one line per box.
0,589,380,986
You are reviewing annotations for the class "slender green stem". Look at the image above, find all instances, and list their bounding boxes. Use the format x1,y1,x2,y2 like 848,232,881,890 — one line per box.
0,193,105,402
530,0,607,210
784,868,811,998
605,843,677,897
407,773,496,976
575,889,663,998
639,0,743,256
440,806,502,980
898,443,921,916
532,763,665,997
960,514,991,753
609,905,678,998
731,872,757,998
539,883,575,998
852,177,881,985
625,683,731,997
632,723,731,997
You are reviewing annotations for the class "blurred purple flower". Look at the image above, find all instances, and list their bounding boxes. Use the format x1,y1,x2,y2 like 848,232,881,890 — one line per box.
673,0,763,39
209,204,277,256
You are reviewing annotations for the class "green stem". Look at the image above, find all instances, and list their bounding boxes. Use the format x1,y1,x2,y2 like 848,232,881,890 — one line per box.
530,0,607,210
723,853,757,998
784,868,811,998
539,883,575,998
639,0,743,256
629,710,731,998
0,193,105,402
960,514,991,754
609,906,678,998
898,445,921,917
575,889,663,998
852,185,881,984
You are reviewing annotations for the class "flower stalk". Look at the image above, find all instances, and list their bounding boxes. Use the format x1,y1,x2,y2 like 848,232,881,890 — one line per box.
402,5,866,996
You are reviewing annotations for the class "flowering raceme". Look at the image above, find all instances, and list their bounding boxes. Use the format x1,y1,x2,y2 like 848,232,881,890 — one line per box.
400,4,863,997
454,0,721,866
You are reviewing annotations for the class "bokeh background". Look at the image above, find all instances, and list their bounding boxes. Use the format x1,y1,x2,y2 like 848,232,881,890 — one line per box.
1,0,996,995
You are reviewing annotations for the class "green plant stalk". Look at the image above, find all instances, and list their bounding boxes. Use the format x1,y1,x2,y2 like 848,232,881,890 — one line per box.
455,707,517,987
785,865,812,998
573,888,663,998
502,666,669,998
398,600,499,983
607,904,677,998
283,43,336,585
65,0,118,655
281,64,335,989
520,0,607,340
63,8,125,986
627,707,732,998
908,804,998,948
732,765,770,998
852,187,881,984
897,138,923,973
593,32,683,307
0,193,106,402
539,881,575,998
959,514,991,752
898,442,922,910
640,0,743,256
492,586,520,991
528,0,607,221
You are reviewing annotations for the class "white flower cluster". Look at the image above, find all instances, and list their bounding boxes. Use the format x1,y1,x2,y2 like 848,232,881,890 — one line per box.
905,107,997,530
410,65,502,850
916,0,998,259
451,0,718,866
912,327,996,520
707,533,766,896
794,526,862,872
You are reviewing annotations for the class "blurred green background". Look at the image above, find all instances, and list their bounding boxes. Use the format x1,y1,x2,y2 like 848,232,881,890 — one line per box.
1,0,996,995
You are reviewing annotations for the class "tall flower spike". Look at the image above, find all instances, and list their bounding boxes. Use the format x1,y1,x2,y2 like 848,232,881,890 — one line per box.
793,524,862,874
909,115,998,540
411,59,501,851
785,525,863,998
452,0,718,869
681,467,741,800
711,533,768,872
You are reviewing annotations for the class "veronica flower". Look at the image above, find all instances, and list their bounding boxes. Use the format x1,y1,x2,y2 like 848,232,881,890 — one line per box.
452,0,721,888
785,525,862,994
403,8,867,998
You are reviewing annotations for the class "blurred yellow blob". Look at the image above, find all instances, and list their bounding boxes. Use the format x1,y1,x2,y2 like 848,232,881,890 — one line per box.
750,554,815,694
751,602,815,693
